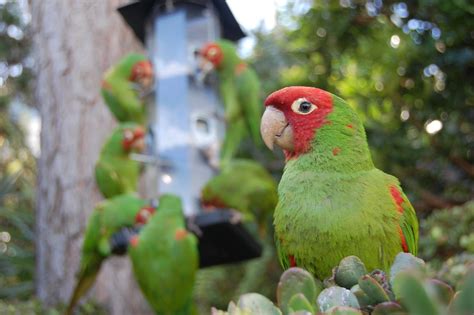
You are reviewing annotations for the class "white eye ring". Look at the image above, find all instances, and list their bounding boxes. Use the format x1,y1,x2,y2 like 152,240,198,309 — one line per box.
208,48,218,57
291,98,317,115
123,130,134,140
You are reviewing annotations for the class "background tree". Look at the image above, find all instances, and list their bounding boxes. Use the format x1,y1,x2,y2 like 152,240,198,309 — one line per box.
31,1,153,313
251,0,474,213
0,0,35,300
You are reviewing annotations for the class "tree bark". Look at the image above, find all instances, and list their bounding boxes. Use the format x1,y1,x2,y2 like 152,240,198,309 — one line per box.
32,1,153,313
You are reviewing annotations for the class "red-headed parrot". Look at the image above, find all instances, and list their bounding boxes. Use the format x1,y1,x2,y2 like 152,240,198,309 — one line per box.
94,122,145,198
65,193,154,315
198,40,262,167
128,194,198,315
200,158,278,237
260,86,419,279
101,53,153,124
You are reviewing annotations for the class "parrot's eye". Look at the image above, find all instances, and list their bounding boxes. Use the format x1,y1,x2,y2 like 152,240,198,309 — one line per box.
123,130,134,140
208,48,217,57
291,98,317,115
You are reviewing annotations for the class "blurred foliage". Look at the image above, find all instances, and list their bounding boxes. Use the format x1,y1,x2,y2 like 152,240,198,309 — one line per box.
0,0,36,300
250,0,474,213
419,201,474,262
418,200,474,287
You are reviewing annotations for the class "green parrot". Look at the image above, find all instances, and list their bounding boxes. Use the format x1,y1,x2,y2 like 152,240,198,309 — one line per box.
198,40,262,167
101,53,153,124
260,86,419,279
65,193,155,315
197,159,278,303
200,158,278,237
128,194,198,315
95,122,145,198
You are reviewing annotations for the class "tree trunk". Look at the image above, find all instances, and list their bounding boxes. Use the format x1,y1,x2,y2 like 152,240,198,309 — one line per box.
32,1,153,313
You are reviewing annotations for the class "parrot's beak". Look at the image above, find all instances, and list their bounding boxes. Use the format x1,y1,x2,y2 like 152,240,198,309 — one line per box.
260,106,294,151
130,127,146,152
199,59,215,73
131,137,146,152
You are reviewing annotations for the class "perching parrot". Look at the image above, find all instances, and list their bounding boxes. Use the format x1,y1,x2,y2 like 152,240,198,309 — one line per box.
200,158,278,237
198,40,263,167
101,53,153,124
95,122,145,198
198,159,279,300
260,86,419,280
128,194,198,315
65,193,155,315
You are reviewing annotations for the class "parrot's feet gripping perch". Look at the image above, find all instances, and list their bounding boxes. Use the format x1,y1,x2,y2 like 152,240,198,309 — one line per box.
110,226,141,255
229,209,243,225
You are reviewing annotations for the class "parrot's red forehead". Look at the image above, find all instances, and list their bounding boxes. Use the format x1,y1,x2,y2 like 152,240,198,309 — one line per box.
200,42,223,66
264,86,332,110
130,60,153,82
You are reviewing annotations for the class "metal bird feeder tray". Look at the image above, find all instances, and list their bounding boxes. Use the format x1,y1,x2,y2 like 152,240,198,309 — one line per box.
118,0,262,267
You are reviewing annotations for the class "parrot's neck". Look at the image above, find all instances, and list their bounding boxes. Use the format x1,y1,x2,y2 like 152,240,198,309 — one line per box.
287,109,375,174
217,53,241,78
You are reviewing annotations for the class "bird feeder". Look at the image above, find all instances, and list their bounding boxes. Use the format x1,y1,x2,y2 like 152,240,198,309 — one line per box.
118,0,262,267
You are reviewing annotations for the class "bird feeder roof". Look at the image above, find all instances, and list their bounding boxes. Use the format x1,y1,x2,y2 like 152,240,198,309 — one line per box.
118,0,246,44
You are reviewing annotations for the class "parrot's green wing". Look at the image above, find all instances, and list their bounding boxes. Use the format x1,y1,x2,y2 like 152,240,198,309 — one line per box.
101,78,146,124
219,77,242,124
201,159,277,235
220,119,247,168
101,53,149,124
94,123,143,198
129,194,198,315
236,67,263,147
392,186,419,256
275,236,292,270
94,158,139,198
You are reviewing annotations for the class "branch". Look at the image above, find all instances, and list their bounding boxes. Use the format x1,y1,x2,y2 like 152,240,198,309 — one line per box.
449,155,474,177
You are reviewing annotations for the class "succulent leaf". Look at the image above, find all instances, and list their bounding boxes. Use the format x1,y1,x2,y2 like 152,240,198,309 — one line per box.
277,267,321,314
237,293,282,315
317,287,360,312
371,301,406,315
335,256,368,289
287,293,314,314
392,272,442,315
325,306,363,315
425,279,454,305
350,284,374,307
450,265,474,315
389,253,425,286
358,275,390,304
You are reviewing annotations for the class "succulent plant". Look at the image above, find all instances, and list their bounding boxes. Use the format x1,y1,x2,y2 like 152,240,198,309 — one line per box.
389,252,426,286
287,293,314,313
212,253,474,315
212,293,282,315
334,256,368,289
358,274,390,304
277,267,321,314
325,306,363,315
317,287,360,312
371,301,405,315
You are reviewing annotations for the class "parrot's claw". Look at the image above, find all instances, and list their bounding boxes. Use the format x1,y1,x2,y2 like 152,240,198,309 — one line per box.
186,214,203,237
213,111,226,122
109,226,141,255
229,209,243,224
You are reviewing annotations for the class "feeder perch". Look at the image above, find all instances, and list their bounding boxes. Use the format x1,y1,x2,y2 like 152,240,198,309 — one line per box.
118,0,262,267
